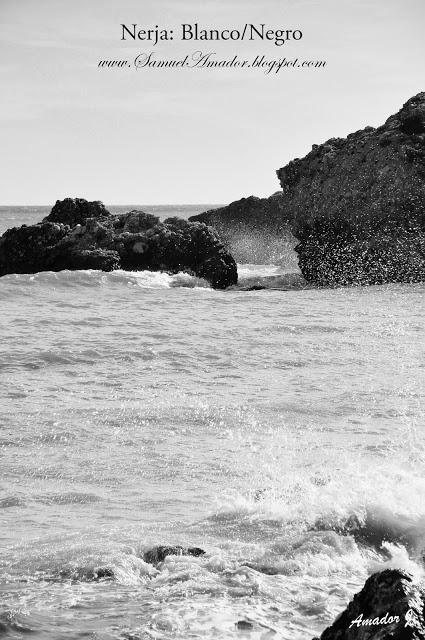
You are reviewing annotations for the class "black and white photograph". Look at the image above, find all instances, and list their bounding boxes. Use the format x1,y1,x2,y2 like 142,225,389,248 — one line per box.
1,1,424,638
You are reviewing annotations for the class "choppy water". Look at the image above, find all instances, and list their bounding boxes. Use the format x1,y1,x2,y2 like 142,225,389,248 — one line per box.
1,207,425,639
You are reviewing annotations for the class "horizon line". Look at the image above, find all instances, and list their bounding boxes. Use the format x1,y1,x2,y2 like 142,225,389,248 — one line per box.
0,202,227,208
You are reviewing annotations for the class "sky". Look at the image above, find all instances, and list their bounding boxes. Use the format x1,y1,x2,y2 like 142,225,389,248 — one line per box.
1,0,424,205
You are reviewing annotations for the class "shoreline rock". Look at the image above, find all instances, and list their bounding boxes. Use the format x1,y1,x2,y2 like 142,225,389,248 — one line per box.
143,545,205,565
0,200,238,289
314,569,425,639
277,93,425,287
192,93,425,287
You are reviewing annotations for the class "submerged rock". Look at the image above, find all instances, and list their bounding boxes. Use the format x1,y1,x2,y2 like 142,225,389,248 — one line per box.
58,565,115,581
143,545,206,565
0,201,237,289
314,569,425,639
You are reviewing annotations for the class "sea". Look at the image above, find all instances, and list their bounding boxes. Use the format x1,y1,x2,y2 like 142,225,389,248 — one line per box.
0,205,424,640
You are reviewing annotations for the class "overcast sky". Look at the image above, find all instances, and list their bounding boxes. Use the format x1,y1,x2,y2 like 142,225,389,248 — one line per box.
1,0,424,205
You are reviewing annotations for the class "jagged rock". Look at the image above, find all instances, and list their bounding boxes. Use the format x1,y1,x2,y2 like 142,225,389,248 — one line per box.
0,200,238,289
143,545,205,565
113,217,237,288
190,93,425,286
0,222,69,275
44,197,111,227
121,210,160,233
51,248,121,272
314,570,425,639
276,93,425,286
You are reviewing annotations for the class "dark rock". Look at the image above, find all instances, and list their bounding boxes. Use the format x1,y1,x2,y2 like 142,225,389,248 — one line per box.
93,567,115,580
275,93,425,286
241,562,280,575
190,193,289,232
399,94,425,135
43,197,111,226
236,620,254,630
115,217,237,289
0,200,237,289
315,569,425,639
189,93,425,286
51,248,121,272
0,222,69,275
120,210,160,233
143,545,205,565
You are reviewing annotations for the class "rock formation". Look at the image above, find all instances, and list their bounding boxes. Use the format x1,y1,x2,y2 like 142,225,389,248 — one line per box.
44,197,111,227
0,200,238,289
192,93,425,286
314,569,425,640
143,545,205,565
191,193,289,234
278,93,425,286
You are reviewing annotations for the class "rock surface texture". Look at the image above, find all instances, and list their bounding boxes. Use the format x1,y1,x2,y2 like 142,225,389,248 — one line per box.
277,93,425,286
0,200,238,289
314,570,425,640
143,545,205,565
190,193,289,234
192,93,425,286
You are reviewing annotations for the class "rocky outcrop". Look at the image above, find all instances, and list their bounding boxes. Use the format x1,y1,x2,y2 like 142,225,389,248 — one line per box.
44,198,111,227
314,570,425,640
143,545,205,565
190,193,289,233
0,201,238,289
277,93,425,286
191,93,425,286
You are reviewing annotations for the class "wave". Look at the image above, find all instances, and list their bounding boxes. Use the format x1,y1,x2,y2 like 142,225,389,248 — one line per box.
0,268,212,291
0,611,36,635
0,265,310,293
235,265,307,290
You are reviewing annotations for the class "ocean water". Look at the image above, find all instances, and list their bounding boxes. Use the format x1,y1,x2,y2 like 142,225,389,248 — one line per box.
0,206,424,640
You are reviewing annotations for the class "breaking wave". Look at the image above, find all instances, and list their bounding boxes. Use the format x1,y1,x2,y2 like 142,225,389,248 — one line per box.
0,268,212,290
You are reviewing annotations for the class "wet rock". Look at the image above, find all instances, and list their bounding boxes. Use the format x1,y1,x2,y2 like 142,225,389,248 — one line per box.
190,93,425,286
241,562,280,575
58,565,115,581
0,200,238,289
61,249,121,271
276,93,425,286
143,545,205,565
236,620,254,630
314,569,425,639
93,566,115,580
